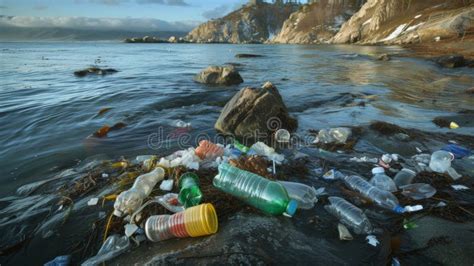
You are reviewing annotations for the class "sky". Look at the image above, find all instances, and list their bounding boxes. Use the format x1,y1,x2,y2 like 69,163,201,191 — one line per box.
0,0,253,32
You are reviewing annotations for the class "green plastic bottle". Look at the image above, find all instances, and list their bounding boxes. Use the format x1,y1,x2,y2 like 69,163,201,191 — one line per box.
233,139,250,154
213,163,297,217
178,173,202,208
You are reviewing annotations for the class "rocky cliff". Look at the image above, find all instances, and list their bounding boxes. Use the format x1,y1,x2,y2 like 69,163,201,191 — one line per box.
332,0,474,45
271,0,366,44
185,3,298,44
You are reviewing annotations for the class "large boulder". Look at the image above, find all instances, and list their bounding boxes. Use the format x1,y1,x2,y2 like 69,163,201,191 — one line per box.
194,66,244,86
215,82,297,139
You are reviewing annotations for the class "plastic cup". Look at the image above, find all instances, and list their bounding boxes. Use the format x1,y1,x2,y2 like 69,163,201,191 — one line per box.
184,204,218,237
145,215,174,242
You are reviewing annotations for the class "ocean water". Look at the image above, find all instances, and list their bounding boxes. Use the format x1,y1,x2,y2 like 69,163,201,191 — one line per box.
1,42,474,264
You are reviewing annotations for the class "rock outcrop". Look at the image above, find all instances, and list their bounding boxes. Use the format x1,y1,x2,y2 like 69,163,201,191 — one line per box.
215,82,297,139
186,3,298,44
74,67,118,77
272,0,366,44
194,66,244,86
332,0,474,45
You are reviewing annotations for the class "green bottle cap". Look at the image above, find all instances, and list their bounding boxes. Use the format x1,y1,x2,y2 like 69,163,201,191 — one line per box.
284,200,298,217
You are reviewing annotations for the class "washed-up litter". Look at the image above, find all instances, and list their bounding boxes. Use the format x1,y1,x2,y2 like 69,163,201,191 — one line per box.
349,156,378,163
87,198,99,206
403,219,418,230
404,205,424,213
325,197,373,234
323,169,345,180
124,223,139,237
393,168,416,188
401,183,436,200
113,168,165,217
366,235,379,247
370,167,397,192
178,172,202,208
250,142,285,164
337,223,353,241
278,181,318,210
441,144,471,159
81,235,130,266
451,185,469,191
344,175,405,213
145,203,218,242
214,163,297,216
156,193,185,213
314,127,352,144
449,122,459,129
275,129,291,143
174,119,191,128
45,255,71,266
159,180,174,191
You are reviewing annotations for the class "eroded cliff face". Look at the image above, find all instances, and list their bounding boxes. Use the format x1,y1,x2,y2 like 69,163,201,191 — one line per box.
271,0,366,44
185,3,298,44
332,0,474,44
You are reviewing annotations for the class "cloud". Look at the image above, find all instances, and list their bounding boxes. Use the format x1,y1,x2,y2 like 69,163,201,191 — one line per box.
202,4,231,20
76,0,189,6
0,15,197,32
33,5,48,10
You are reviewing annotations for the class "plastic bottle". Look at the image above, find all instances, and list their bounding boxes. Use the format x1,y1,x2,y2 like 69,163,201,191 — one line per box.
277,181,318,210
145,203,218,242
178,173,202,208
370,167,397,192
82,235,130,266
195,140,224,160
213,163,298,216
325,197,373,234
113,167,165,217
275,129,290,143
156,193,185,213
344,175,404,213
234,139,249,153
250,142,285,163
317,127,351,144
429,151,454,173
401,183,436,200
393,168,417,187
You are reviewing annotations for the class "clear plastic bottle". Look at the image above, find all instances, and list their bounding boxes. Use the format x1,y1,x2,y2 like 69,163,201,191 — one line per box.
393,168,417,187
344,175,404,213
213,163,298,216
317,127,351,144
277,181,318,210
325,197,373,234
178,172,202,208
113,167,165,217
429,151,454,173
370,167,397,192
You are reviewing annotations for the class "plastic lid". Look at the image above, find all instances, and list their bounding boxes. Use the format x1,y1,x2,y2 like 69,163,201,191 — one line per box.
284,200,298,217
393,205,405,214
372,167,385,175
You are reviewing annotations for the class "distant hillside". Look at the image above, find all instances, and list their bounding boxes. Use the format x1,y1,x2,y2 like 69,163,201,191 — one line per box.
271,0,366,44
332,0,474,45
185,2,298,44
0,26,187,42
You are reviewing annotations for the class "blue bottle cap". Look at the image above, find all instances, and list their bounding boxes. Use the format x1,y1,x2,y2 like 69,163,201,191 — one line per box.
393,205,405,214
284,200,298,217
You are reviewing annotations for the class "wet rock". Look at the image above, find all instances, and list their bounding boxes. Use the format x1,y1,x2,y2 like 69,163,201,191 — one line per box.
74,67,118,77
235,54,263,58
194,66,243,86
434,55,469,68
465,87,474,94
215,82,297,139
377,54,391,61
